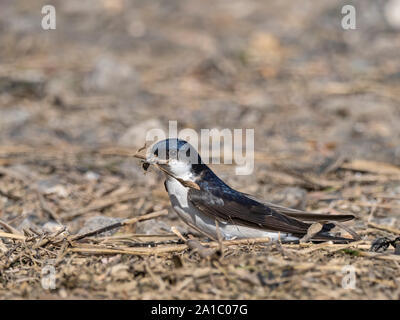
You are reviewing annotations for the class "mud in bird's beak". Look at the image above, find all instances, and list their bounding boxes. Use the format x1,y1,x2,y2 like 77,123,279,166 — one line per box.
133,145,152,172
133,144,168,172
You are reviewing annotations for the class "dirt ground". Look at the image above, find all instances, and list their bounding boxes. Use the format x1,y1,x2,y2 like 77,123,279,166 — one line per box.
1,0,400,299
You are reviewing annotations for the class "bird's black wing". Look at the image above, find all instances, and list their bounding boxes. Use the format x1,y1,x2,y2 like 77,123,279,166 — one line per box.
241,193,355,222
187,187,312,235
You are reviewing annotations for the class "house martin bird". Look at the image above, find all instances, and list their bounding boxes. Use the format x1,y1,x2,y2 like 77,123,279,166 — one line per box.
141,138,356,242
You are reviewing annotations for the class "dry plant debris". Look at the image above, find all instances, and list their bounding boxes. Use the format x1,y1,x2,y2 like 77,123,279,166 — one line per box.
1,145,400,299
1,0,400,299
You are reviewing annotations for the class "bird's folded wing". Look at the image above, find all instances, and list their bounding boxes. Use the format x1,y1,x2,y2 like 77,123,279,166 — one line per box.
188,188,312,235
241,192,354,222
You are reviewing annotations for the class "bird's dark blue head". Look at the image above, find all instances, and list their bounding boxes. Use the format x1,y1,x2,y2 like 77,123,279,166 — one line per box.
145,139,206,178
145,138,228,188
147,139,201,163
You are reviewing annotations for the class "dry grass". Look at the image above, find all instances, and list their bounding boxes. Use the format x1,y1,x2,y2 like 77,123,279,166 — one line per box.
1,0,400,299
1,147,400,299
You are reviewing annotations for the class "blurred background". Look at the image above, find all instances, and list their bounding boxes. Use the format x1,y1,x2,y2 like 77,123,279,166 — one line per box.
1,0,400,160
1,0,400,299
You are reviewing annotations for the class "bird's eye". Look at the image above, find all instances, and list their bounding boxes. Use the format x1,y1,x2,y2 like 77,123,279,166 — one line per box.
154,148,159,157
169,149,177,158
186,148,190,157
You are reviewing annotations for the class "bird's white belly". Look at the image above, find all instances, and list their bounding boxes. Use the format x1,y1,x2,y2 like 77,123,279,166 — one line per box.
165,178,298,241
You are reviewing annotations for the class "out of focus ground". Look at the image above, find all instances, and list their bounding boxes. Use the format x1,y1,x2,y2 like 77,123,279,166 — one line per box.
1,0,400,299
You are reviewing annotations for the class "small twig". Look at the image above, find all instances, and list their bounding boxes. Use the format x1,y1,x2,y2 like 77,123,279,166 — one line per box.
69,209,168,242
0,231,26,240
32,226,66,250
340,159,400,175
55,240,69,266
319,155,345,175
368,222,400,235
68,245,188,256
68,237,273,256
0,219,23,235
357,251,400,261
37,192,62,224
299,240,367,254
97,233,178,240
156,164,200,190
134,143,148,160
367,203,377,223
171,226,187,242
64,192,147,220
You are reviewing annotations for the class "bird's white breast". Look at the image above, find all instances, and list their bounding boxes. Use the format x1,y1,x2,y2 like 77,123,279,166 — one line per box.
164,176,298,241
